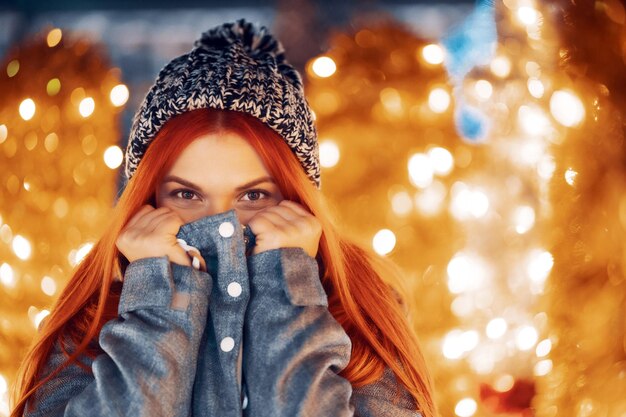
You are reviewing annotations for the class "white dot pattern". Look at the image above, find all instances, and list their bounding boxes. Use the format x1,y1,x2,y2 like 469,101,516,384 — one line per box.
220,337,235,352
227,282,242,297
219,222,235,238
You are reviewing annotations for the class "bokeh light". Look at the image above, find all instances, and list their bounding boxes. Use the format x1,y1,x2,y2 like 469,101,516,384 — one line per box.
550,90,585,127
103,145,124,169
311,56,337,78
372,229,396,256
46,28,62,47
12,235,32,260
79,97,95,117
428,88,451,113
319,140,340,168
422,44,445,64
110,84,129,107
19,98,36,120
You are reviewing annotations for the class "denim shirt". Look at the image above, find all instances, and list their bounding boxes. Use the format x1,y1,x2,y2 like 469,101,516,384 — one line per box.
24,209,421,417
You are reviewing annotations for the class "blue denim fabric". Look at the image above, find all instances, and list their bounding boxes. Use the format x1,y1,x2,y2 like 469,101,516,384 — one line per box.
23,209,422,417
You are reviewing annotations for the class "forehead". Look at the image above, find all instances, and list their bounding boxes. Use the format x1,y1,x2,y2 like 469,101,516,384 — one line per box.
165,132,272,187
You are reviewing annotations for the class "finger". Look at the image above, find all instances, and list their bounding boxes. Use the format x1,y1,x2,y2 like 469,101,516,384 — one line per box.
133,206,174,231
260,205,301,222
278,200,312,217
145,210,180,234
124,205,155,229
254,211,301,234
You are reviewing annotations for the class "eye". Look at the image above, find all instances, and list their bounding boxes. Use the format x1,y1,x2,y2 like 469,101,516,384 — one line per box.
241,189,270,202
173,189,200,200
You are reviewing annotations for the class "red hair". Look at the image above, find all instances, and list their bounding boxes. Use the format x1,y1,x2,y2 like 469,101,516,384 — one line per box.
11,108,437,417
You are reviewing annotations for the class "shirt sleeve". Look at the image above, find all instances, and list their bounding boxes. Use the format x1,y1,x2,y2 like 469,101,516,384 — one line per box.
243,247,422,417
23,257,213,417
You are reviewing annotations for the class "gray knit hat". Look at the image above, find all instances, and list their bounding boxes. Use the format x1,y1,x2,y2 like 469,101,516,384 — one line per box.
124,18,320,188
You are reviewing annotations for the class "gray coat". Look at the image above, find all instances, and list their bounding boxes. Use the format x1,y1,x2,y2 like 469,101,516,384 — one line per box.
24,209,422,417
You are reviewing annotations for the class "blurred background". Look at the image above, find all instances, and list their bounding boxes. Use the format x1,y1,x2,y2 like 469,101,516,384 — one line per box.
1,0,625,416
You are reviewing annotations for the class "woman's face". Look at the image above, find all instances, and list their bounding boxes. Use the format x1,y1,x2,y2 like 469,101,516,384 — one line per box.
155,132,284,225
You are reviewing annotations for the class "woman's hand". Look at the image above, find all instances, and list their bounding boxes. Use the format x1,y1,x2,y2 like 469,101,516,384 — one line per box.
116,205,194,268
247,200,322,258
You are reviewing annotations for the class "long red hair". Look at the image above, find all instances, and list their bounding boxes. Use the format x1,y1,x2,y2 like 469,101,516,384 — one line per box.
11,108,437,417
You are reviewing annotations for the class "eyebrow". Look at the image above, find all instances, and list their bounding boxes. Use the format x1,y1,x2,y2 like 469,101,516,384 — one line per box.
161,175,276,192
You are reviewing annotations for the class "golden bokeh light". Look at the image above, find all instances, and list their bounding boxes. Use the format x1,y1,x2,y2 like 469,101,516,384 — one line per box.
422,44,445,65
110,84,129,107
46,78,61,96
0,263,15,288
455,398,477,417
19,98,36,120
79,97,95,117
372,229,396,256
428,87,451,113
408,153,434,188
46,28,62,47
517,6,540,25
103,145,124,169
12,235,32,260
550,90,585,127
6,60,19,77
486,318,508,339
490,55,512,78
40,276,57,296
310,56,337,78
319,140,340,168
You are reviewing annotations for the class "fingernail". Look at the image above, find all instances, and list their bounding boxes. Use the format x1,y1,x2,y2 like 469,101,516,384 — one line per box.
192,257,200,270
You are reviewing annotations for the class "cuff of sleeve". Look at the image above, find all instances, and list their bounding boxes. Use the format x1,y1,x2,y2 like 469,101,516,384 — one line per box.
119,256,175,314
247,247,327,307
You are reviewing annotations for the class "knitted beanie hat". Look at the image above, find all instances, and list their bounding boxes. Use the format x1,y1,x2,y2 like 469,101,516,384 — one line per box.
124,19,320,188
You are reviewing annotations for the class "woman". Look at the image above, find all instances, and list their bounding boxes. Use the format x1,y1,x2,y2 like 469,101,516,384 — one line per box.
11,19,437,417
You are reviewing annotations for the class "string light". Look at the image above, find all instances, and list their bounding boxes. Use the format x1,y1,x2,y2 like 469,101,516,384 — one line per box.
536,339,552,357
6,60,19,77
12,235,32,260
79,97,95,117
517,7,539,25
0,264,15,288
564,168,578,186
372,229,396,256
422,44,445,65
428,147,454,175
110,84,129,107
486,318,508,339
515,325,539,351
19,98,36,120
455,398,478,417
550,90,585,127
310,56,337,78
474,80,493,101
46,28,62,47
490,55,512,78
408,153,434,188
428,88,451,113
103,145,124,169
319,140,340,168
391,191,413,216
527,77,544,98
40,276,57,296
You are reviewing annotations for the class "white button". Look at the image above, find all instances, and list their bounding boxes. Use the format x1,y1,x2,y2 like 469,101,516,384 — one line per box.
220,337,235,352
218,221,235,238
227,282,242,297
242,394,248,409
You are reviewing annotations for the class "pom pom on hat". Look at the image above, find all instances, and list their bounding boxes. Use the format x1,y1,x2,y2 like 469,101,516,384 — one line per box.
124,18,320,188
